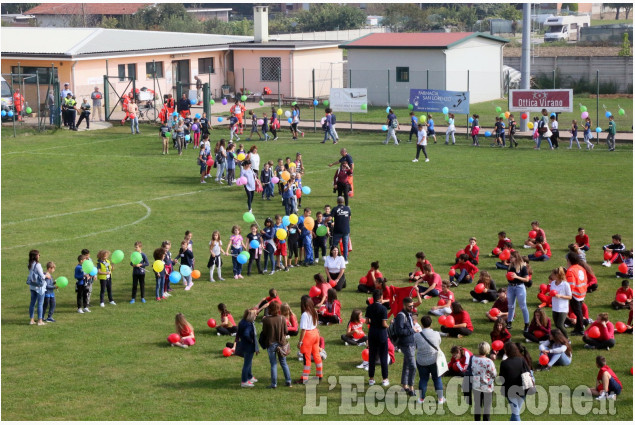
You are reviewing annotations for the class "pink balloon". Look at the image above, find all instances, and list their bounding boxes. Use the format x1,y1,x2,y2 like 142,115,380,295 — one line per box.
257,119,264,125
581,111,589,119
271,177,280,184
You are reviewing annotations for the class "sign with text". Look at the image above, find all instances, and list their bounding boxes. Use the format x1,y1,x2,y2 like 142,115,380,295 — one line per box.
409,89,470,115
509,89,573,112
330,88,368,113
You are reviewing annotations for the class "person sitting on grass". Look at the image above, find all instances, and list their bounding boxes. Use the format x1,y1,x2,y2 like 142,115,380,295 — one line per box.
495,241,514,270
616,250,633,279
410,251,434,281
523,308,551,343
358,261,381,293
440,302,473,338
170,313,195,348
281,303,298,337
341,309,367,346
255,288,281,317
602,234,627,268
537,329,572,371
612,280,633,310
575,227,590,251
449,254,479,287
446,345,472,376
583,312,615,350
588,355,622,400
317,288,341,325
463,237,480,265
523,221,546,249
490,317,511,360
429,281,454,317
418,264,442,300
528,236,551,262
491,231,512,257
470,271,497,303
217,303,238,336
486,289,509,322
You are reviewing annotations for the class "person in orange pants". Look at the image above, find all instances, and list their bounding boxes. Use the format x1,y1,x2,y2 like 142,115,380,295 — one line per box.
13,89,25,121
120,94,131,125
297,296,323,384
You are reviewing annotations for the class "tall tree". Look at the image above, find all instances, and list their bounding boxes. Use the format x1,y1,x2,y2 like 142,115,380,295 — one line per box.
295,4,366,32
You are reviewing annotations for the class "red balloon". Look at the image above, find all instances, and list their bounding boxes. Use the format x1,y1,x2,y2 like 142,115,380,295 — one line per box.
296,189,302,198
437,298,446,306
207,318,217,328
630,367,633,375
309,286,322,298
588,326,601,339
506,271,516,281
539,354,549,366
549,289,558,297
168,333,180,344
534,330,545,339
329,280,337,288
449,269,456,277
206,157,214,167
475,283,485,294
361,349,369,361
489,308,500,317
456,249,464,258
499,249,511,261
604,251,612,261
616,293,627,303
444,315,455,328
492,340,504,351
618,263,628,274
528,230,537,239
539,284,548,293
96,94,101,99
359,276,368,285
521,113,528,120
222,347,233,357
367,297,374,305
493,247,501,255
616,322,627,333
438,315,447,325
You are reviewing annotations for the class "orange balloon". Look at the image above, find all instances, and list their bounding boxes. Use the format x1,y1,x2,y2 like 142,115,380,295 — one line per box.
191,269,201,279
281,171,290,182
304,217,315,231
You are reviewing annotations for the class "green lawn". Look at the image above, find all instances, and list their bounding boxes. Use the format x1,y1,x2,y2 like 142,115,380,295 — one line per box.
1,124,632,420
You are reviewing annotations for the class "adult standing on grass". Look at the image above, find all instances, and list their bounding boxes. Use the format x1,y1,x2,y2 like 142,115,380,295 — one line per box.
499,341,529,421
413,315,445,404
470,342,497,420
383,108,400,145
365,289,390,387
128,99,140,135
240,160,257,213
331,196,351,264
27,250,50,326
178,93,190,119
566,252,588,337
297,296,323,384
328,148,354,172
261,301,292,388
394,297,417,396
506,251,531,333
91,86,103,122
237,309,259,388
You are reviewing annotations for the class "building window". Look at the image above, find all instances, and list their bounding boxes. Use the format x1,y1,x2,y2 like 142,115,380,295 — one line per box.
127,64,137,81
260,57,281,81
145,61,164,78
118,64,126,81
11,66,58,84
396,67,409,83
198,57,215,74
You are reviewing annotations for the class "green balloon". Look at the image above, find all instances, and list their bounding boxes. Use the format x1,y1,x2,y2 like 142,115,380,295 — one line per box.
55,276,69,288
243,212,255,223
164,132,171,138
209,99,215,105
408,104,414,111
82,260,94,274
291,101,297,106
361,103,367,110
499,113,505,119
241,95,247,102
25,107,32,114
323,100,329,106
580,105,587,112
240,250,250,259
619,108,625,116
495,106,502,113
316,225,327,237
111,249,124,264
420,115,427,122
259,100,264,106
130,251,142,265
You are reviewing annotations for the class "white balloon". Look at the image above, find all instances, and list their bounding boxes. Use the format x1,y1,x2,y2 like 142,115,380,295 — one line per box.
284,110,291,118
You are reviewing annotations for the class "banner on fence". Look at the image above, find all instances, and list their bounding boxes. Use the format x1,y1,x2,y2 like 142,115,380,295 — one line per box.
509,89,573,112
408,89,470,115
329,88,368,113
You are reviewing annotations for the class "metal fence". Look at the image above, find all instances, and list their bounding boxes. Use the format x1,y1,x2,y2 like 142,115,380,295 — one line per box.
580,25,633,43
2,71,57,136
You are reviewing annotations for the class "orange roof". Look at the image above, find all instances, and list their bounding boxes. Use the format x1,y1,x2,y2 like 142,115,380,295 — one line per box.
341,32,507,49
26,3,149,15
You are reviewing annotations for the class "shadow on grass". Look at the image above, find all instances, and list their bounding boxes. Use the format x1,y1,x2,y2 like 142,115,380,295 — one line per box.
161,377,244,390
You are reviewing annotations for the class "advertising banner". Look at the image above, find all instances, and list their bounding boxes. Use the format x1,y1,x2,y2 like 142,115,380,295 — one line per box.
509,89,573,112
409,89,470,115
329,88,368,113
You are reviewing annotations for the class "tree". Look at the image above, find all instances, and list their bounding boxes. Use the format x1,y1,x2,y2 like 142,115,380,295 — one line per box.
295,4,366,32
603,3,629,19
618,31,632,56
381,3,430,32
1,3,39,14
100,16,119,29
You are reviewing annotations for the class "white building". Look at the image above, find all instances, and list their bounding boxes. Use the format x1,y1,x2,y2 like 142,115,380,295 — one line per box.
340,32,508,106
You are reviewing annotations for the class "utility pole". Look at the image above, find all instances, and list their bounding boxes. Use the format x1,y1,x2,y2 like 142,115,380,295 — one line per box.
520,2,531,132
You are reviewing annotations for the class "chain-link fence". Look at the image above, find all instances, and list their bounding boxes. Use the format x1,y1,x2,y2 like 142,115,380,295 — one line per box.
2,70,57,136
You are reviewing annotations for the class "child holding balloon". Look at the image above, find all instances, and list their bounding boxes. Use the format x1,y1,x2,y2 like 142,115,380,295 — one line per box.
428,281,454,316
616,251,633,279
583,117,594,149
169,313,195,348
162,240,176,294
178,240,194,290
583,313,615,350
612,280,633,310
96,250,116,307
261,217,276,274
523,308,551,343
537,329,572,371
490,317,511,360
41,262,58,322
152,248,167,301
207,231,224,282
225,225,247,279
246,223,263,275
273,215,289,271
130,242,149,304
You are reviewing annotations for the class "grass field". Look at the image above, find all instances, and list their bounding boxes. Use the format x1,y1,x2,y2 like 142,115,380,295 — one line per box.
1,123,632,420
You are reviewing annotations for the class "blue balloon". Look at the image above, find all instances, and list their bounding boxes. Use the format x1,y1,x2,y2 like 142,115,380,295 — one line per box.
442,107,449,115
217,117,223,122
605,111,612,118
385,107,391,114
287,117,292,123
313,99,318,106
595,127,602,133
468,117,474,123
279,239,286,244
236,253,248,264
180,265,192,277
190,99,196,105
172,112,178,117
302,186,311,195
1,110,6,117
195,113,201,119
169,271,182,283
185,134,191,141
382,125,388,131
7,110,14,117
484,131,492,137
89,267,98,276
550,112,556,118
250,240,260,249
282,215,290,227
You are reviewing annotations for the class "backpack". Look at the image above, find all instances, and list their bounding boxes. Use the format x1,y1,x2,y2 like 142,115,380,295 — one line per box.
391,119,399,129
215,151,225,164
387,312,404,346
331,114,336,125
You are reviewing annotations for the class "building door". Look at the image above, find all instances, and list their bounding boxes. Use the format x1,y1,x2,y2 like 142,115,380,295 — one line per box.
171,59,190,98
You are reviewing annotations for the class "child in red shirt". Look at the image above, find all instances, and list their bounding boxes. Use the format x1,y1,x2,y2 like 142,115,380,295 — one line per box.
409,251,434,280
170,313,195,348
447,346,473,376
583,313,615,350
575,227,590,251
463,237,480,265
528,235,551,261
490,317,511,359
486,289,509,322
255,288,281,316
491,231,511,256
588,356,622,400
418,264,442,299
450,254,479,286
281,303,299,336
318,288,341,325
524,220,547,248
440,302,473,338
358,261,381,293
216,303,238,336
429,281,454,316
341,309,367,346
611,280,633,310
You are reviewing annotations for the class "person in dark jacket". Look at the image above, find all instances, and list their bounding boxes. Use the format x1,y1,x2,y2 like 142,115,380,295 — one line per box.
261,301,292,388
177,93,191,119
499,341,528,421
395,297,416,396
237,309,259,387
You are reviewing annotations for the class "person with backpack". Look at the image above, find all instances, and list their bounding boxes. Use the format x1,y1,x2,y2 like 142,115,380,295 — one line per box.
383,108,400,145
321,108,338,144
393,297,417,396
413,315,445,404
365,289,390,387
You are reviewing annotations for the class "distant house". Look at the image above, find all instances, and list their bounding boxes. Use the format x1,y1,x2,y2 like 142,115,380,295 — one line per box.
24,3,149,27
186,8,232,23
340,32,508,106
366,16,383,27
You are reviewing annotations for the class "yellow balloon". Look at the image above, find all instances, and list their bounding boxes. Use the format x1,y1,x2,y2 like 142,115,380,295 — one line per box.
289,162,296,168
237,153,246,161
277,109,283,116
153,260,165,273
281,171,290,182
304,217,315,232
528,122,534,129
276,228,288,240
289,214,298,225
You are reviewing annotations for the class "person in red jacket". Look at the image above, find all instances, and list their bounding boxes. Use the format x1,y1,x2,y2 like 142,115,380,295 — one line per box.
537,283,552,308
490,317,512,359
447,345,473,376
575,227,590,251
440,302,473,338
588,356,622,400
281,303,298,336
612,280,633,310
341,309,366,346
12,89,25,121
583,312,615,350
318,288,341,325
528,235,551,261
463,237,480,265
450,254,479,286
523,308,551,343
